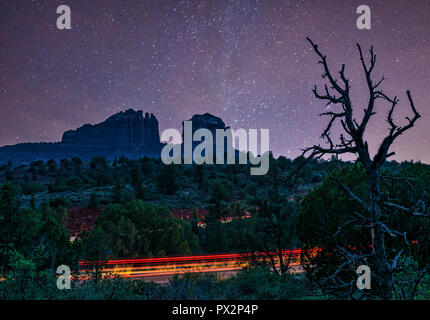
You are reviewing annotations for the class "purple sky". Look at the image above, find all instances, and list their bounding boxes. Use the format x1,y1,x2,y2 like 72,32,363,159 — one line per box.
0,0,429,161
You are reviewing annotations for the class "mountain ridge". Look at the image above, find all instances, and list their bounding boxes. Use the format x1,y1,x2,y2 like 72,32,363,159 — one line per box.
0,109,226,165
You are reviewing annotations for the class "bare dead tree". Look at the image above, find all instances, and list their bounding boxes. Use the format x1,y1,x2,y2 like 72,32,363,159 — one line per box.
301,37,426,299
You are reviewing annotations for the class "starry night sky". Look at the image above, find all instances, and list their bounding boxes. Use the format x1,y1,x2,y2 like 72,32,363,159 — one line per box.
1,0,429,161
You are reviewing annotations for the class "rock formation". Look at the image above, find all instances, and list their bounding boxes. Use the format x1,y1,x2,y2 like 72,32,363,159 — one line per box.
62,109,161,154
0,110,238,165
0,109,163,164
182,113,227,135
181,113,235,161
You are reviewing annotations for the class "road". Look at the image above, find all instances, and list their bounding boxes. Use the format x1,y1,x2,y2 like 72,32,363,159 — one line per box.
79,249,312,283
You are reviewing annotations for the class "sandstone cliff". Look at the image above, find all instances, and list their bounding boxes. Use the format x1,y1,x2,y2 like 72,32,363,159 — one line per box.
181,113,235,161
0,109,163,164
62,109,161,154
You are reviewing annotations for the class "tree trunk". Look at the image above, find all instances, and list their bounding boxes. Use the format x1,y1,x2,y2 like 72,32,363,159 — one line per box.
368,168,393,299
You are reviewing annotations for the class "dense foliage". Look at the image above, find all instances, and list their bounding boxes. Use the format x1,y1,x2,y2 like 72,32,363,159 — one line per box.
0,156,428,299
297,164,430,299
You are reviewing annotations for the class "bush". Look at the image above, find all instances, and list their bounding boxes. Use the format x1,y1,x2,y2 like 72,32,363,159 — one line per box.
19,182,46,195
49,196,68,208
157,165,180,195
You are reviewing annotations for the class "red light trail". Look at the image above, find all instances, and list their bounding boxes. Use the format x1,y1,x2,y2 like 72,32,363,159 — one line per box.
78,249,319,282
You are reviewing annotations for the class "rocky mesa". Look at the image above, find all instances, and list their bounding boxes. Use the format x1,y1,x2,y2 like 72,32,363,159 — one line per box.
61,109,162,154
0,109,163,164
